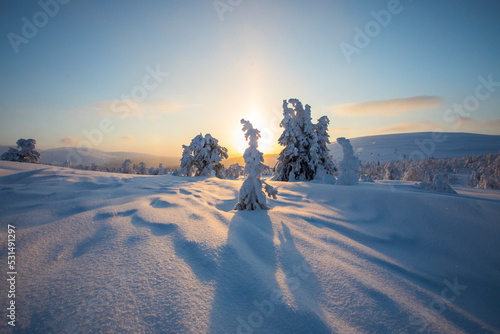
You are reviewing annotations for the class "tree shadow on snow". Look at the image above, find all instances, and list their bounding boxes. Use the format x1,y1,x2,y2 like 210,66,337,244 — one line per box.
208,211,331,333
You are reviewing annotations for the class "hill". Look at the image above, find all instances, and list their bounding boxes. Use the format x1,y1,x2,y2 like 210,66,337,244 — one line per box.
328,132,500,163
2,132,499,169
0,161,499,333
38,147,181,170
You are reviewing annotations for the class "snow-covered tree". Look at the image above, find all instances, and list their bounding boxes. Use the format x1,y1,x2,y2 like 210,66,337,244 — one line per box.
384,162,401,180
225,163,244,179
120,159,133,174
336,137,360,185
1,138,41,163
1,148,18,161
180,133,228,178
157,163,166,175
274,99,335,181
235,119,277,210
314,116,336,174
137,162,148,175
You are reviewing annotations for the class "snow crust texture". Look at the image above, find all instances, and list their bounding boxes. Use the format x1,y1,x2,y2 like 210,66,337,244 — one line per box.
1,161,499,333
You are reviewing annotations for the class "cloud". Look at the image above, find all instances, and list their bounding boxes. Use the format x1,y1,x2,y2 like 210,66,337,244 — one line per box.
332,96,443,116
455,117,500,135
60,136,79,146
368,121,441,135
121,135,134,142
93,100,200,119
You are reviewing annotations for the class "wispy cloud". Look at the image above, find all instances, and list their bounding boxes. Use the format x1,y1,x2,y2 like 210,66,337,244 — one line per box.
60,136,79,146
455,117,500,135
368,121,440,135
92,100,201,119
332,96,443,116
121,135,134,142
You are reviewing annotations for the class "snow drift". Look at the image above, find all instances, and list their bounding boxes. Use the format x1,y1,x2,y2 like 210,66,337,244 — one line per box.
0,161,499,333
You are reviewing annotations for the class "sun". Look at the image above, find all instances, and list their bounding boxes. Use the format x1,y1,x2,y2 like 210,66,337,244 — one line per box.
233,107,274,155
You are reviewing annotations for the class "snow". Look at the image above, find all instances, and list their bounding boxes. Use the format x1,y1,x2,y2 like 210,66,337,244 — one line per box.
419,174,457,194
336,137,360,186
1,161,500,333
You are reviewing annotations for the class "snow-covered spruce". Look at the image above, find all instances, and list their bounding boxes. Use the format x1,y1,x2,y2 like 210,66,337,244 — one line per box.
1,138,41,163
137,162,148,175
180,133,228,178
336,137,360,185
418,174,457,194
235,119,277,210
120,159,134,174
384,161,401,180
274,99,336,181
224,163,244,179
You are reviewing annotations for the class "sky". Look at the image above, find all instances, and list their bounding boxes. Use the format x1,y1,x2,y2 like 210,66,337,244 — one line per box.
1,0,499,157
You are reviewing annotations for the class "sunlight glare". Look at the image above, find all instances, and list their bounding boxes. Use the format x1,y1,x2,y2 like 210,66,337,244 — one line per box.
234,106,273,155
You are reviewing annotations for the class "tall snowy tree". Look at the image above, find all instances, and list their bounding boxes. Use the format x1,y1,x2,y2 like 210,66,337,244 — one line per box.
313,116,336,177
235,119,277,211
274,99,335,181
180,133,228,178
1,138,41,163
336,137,360,185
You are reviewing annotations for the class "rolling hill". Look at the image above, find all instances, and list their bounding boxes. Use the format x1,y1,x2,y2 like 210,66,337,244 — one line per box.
1,132,499,169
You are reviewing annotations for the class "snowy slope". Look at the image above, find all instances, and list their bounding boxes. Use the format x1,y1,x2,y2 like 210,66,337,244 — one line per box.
328,132,500,163
0,161,500,333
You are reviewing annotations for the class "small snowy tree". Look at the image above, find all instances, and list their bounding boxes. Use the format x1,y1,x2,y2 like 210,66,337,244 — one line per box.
137,162,148,175
384,162,401,180
235,119,277,211
1,138,41,163
225,163,244,179
120,159,133,174
1,148,19,161
419,174,457,194
336,137,360,185
180,134,228,178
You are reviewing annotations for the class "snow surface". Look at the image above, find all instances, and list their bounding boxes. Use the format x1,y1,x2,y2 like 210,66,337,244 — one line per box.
1,161,500,333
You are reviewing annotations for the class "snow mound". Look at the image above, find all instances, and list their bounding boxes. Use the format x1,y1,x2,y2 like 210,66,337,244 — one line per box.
419,174,457,194
0,161,499,333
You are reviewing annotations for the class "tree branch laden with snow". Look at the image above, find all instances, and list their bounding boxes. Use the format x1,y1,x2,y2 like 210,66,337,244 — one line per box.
235,119,277,211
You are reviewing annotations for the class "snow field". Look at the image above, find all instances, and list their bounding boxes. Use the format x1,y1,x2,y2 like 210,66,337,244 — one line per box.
0,161,499,333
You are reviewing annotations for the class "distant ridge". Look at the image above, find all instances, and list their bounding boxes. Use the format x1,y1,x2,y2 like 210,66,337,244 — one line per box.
328,132,500,162
1,132,499,167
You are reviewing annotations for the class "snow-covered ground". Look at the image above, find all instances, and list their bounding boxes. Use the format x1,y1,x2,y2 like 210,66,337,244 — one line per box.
1,161,499,333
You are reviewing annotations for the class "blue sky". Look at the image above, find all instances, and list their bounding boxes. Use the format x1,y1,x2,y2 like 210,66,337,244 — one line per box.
1,0,499,156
